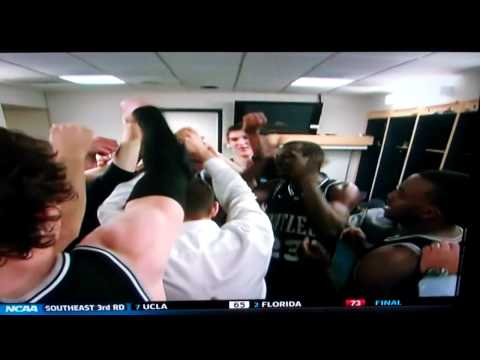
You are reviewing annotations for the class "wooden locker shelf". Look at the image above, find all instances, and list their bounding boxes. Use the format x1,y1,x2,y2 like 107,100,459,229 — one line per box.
265,133,374,148
368,99,479,120
424,149,446,154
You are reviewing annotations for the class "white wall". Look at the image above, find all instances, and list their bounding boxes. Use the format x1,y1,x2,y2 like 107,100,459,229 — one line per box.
319,94,382,135
319,94,385,181
0,83,47,108
3,107,51,140
45,89,382,182
452,69,480,101
46,90,323,153
371,69,480,111
0,105,6,127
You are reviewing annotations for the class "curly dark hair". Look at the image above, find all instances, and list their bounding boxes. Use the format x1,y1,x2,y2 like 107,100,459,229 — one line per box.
0,128,76,262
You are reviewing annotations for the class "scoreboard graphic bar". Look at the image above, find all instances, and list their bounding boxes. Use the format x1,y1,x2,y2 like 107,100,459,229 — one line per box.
0,298,452,315
0,302,251,315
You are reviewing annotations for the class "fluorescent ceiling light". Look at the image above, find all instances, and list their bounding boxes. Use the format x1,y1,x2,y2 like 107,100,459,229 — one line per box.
59,75,125,85
291,77,354,88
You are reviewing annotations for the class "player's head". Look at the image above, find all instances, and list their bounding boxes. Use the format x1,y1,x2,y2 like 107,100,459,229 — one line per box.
274,141,325,178
385,170,470,228
0,128,75,264
184,177,219,221
226,124,253,159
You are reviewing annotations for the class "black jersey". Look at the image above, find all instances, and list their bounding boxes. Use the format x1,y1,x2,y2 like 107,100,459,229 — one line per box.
263,174,345,300
0,246,150,304
265,174,346,261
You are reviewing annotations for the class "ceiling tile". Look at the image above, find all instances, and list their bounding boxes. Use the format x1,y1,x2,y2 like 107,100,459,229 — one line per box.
1,52,479,95
306,52,430,80
0,60,50,81
352,52,480,89
0,53,101,76
72,52,180,85
236,52,333,92
159,52,243,89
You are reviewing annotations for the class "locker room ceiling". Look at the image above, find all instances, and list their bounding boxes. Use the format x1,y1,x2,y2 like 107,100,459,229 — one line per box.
0,52,479,95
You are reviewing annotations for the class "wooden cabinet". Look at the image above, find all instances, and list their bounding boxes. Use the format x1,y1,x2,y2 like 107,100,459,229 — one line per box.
443,111,477,175
371,116,417,200
356,99,478,201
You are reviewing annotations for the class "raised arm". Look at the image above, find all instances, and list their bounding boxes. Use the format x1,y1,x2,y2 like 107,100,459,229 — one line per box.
81,105,192,300
241,113,280,190
49,124,94,252
184,132,274,248
112,115,143,172
71,119,143,247
82,196,184,300
183,132,274,295
97,173,143,225
289,152,349,246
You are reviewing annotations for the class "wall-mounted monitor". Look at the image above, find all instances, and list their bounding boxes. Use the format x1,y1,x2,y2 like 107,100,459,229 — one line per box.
234,101,322,134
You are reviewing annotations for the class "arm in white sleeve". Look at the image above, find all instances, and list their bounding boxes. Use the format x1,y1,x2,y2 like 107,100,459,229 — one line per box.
97,173,144,225
205,158,258,215
204,157,274,253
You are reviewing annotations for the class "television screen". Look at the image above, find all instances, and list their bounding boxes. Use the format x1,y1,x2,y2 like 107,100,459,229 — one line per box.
0,52,476,323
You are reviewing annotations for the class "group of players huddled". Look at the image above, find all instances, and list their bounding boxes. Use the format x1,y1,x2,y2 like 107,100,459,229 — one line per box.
0,99,469,304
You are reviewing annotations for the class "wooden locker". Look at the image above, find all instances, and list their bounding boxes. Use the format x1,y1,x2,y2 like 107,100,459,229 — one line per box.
403,113,456,180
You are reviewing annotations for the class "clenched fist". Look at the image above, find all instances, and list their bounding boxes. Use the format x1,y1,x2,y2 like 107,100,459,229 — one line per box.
242,112,267,134
49,124,94,159
88,136,119,157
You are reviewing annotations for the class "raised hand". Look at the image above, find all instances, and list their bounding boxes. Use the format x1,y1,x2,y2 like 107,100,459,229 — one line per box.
183,131,214,163
89,136,119,156
120,98,149,124
49,124,94,159
242,112,267,134
287,150,319,183
83,136,118,170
